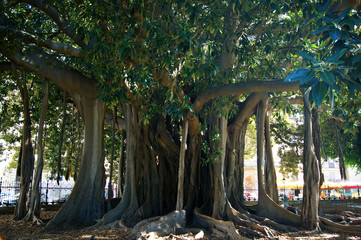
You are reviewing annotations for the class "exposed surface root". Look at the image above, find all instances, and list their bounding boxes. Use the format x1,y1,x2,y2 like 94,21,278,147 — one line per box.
193,208,245,240
130,210,186,240
24,213,45,226
226,202,275,238
320,216,361,235
30,216,45,226
256,194,301,226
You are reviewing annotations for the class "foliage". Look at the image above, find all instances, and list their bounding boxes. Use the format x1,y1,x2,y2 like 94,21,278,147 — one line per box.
278,146,302,179
285,2,361,107
244,117,257,161
320,116,361,172
1,0,360,204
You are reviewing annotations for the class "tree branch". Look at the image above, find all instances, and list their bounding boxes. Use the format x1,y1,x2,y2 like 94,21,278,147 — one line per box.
18,0,85,48
270,127,300,147
0,26,84,58
193,80,299,112
228,92,266,131
1,49,98,100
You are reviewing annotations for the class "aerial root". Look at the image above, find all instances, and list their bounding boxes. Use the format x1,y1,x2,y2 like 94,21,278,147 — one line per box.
193,208,246,240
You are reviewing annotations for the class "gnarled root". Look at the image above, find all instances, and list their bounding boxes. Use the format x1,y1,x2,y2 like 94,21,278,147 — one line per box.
320,216,361,235
256,194,301,226
130,210,186,240
193,208,245,240
226,201,275,238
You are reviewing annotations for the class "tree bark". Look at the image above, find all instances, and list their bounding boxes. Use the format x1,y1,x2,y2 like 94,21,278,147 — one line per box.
211,115,228,219
117,131,125,198
256,97,300,225
12,66,34,221
184,114,201,217
176,115,188,211
312,108,324,187
264,106,279,203
256,97,267,202
4,50,108,229
98,104,139,226
43,96,106,230
226,93,265,209
301,90,320,230
24,79,49,223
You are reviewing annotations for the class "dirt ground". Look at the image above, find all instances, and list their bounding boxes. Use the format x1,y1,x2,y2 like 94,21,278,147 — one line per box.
0,210,131,240
0,209,361,240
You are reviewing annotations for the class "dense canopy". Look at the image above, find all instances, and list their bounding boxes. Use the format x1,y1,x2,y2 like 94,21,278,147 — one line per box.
1,0,361,238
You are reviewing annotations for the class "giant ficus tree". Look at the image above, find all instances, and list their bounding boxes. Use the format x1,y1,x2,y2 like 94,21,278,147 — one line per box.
1,0,360,238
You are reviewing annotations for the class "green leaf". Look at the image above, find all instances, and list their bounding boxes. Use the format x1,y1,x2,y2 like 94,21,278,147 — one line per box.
330,29,342,41
352,55,361,64
297,51,317,62
322,1,332,11
346,40,361,45
310,25,331,35
302,76,318,89
337,7,351,22
311,81,329,107
324,48,347,63
319,71,335,85
302,13,316,28
284,69,310,82
300,71,315,86
326,60,344,65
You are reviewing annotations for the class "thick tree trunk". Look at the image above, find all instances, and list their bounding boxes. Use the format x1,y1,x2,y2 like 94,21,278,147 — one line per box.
43,96,106,230
184,114,201,217
264,107,279,203
256,97,300,225
226,93,265,209
211,115,228,219
334,120,347,180
12,67,34,221
226,128,243,209
24,79,49,223
98,104,139,226
256,97,267,202
176,115,188,210
301,90,320,230
312,108,324,187
117,131,125,198
238,123,247,206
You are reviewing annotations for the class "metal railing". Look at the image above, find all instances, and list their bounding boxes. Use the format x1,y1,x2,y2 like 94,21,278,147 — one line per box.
0,178,74,207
